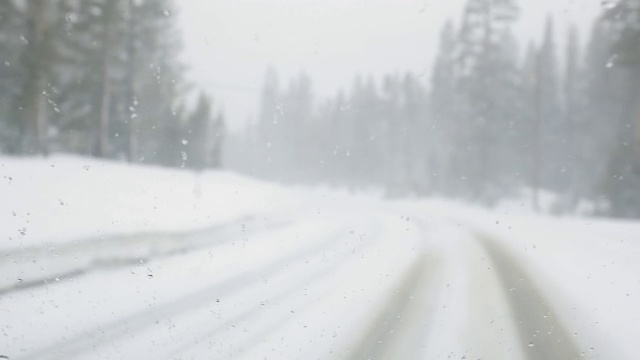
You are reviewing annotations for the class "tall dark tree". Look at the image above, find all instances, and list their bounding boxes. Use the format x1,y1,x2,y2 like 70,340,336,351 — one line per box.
124,0,138,162
562,24,583,209
210,112,226,169
0,0,27,152
455,0,520,201
282,72,314,181
348,75,384,188
54,0,126,156
20,0,54,155
527,17,557,209
130,0,187,166
582,19,621,202
0,0,225,177
431,20,462,195
538,16,565,191
185,94,225,170
400,73,429,194
604,0,640,67
600,1,640,217
53,0,186,163
97,0,120,157
255,67,282,179
518,41,539,206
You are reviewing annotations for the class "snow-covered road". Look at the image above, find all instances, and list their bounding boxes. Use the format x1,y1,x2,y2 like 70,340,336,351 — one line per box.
2,157,640,359
1,202,636,359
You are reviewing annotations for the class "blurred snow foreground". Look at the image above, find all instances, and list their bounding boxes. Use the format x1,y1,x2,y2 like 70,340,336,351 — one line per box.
1,156,640,359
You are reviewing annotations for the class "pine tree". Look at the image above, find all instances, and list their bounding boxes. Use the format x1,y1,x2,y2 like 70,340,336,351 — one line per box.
583,19,620,197
537,16,566,192
431,20,460,195
183,94,225,170
400,73,429,194
604,0,640,67
256,67,282,179
282,72,313,181
563,25,583,209
527,16,563,210
53,0,186,162
210,112,226,169
19,0,57,155
0,0,27,152
130,0,187,165
0,1,24,99
455,0,520,201
349,75,384,188
186,94,212,170
124,0,137,162
599,2,640,217
381,74,403,194
54,0,126,156
326,91,349,184
518,41,538,204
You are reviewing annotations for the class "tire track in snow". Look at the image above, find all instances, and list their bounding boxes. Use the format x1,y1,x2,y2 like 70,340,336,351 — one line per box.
167,219,386,359
15,221,355,360
0,216,289,296
349,252,440,360
477,234,584,360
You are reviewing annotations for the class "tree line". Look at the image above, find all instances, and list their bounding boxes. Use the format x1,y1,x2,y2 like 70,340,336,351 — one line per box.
231,0,640,218
0,0,225,169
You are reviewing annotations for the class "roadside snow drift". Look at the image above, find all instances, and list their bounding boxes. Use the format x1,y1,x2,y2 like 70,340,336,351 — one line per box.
0,155,291,252
1,155,640,359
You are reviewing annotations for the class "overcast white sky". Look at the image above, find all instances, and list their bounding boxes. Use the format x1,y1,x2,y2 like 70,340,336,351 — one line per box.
177,0,602,131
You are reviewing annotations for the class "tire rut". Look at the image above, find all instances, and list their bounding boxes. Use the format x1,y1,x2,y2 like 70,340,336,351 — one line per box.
349,253,440,360
477,234,584,360
192,221,385,359
15,223,352,360
0,216,289,296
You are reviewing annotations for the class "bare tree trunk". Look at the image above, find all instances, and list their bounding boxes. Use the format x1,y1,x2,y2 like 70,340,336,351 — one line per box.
532,50,543,212
95,0,116,158
634,71,640,159
22,0,48,155
97,64,111,157
478,2,493,201
565,72,577,210
126,0,137,162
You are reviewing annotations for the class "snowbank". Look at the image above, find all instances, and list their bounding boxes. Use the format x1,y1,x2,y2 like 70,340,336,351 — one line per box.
0,155,293,252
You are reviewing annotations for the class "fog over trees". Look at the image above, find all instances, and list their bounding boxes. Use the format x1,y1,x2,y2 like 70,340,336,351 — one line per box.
0,0,225,169
1,0,639,218
226,0,640,218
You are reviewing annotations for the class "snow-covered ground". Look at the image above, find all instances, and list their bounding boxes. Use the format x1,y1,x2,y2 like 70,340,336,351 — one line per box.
1,155,639,359
0,155,295,252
